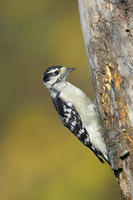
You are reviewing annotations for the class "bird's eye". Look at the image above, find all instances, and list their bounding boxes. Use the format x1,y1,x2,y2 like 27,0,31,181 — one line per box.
54,70,59,75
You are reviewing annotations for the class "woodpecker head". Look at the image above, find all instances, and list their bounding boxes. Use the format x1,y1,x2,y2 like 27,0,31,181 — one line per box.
43,66,75,90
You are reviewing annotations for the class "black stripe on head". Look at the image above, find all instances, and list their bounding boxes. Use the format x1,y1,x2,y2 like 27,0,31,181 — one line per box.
45,66,63,74
43,72,52,82
43,66,63,83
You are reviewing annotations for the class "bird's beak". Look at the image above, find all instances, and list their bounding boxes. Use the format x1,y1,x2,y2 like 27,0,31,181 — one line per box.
67,67,76,73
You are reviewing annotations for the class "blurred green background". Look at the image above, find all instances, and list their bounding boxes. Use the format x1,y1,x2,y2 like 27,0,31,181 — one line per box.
0,0,121,200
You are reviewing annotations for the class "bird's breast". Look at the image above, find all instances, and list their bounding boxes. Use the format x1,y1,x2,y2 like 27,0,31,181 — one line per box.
60,83,96,126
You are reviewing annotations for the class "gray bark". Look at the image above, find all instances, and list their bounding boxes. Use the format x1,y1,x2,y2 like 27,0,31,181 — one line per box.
78,0,133,199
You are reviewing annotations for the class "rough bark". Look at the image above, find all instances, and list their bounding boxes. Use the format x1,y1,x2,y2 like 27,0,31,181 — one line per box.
78,0,133,199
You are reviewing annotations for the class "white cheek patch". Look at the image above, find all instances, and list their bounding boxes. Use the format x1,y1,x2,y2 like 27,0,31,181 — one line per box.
48,79,55,86
48,75,60,86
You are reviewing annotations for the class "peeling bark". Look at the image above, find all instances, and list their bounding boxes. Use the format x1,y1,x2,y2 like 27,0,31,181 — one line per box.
78,0,133,199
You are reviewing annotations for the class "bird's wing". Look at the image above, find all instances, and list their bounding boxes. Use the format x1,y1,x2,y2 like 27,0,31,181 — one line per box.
52,95,106,164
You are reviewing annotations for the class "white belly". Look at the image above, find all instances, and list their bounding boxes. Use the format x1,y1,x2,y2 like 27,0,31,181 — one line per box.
60,82,107,155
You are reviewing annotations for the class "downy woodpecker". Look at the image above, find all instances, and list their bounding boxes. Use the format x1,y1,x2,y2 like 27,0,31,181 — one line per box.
43,66,110,164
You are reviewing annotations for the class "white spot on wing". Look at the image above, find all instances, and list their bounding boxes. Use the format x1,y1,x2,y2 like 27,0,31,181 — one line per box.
70,125,74,131
81,128,85,133
64,107,71,113
85,137,90,143
91,146,95,151
68,102,72,107
72,121,76,126
65,118,69,123
79,130,82,135
65,113,71,119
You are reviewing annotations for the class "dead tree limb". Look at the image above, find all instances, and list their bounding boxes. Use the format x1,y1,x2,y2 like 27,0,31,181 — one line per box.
78,0,133,199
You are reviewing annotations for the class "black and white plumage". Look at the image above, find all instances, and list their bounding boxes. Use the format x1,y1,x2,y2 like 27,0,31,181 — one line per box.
43,66,110,165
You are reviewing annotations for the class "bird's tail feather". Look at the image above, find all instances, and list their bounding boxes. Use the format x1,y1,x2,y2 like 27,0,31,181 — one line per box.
89,145,110,165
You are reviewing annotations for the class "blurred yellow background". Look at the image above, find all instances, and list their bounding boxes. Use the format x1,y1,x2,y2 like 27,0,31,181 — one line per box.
0,0,121,200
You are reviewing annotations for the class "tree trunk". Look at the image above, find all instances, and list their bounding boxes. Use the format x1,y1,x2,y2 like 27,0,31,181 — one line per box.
78,0,133,199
